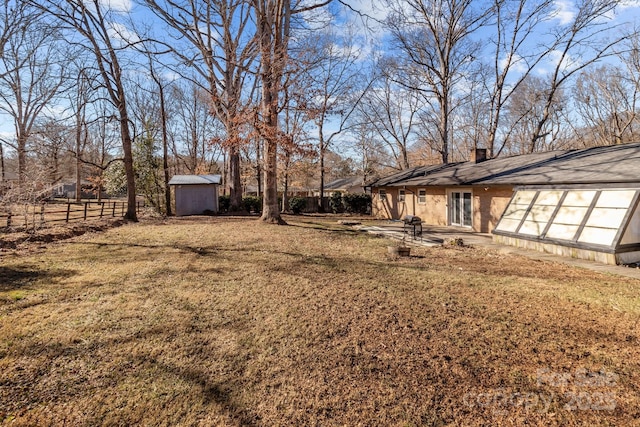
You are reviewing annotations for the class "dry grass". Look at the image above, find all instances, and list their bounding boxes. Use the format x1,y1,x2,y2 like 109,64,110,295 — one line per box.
1,216,639,426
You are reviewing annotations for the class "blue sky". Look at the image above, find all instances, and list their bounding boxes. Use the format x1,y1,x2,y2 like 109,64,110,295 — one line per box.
2,0,640,155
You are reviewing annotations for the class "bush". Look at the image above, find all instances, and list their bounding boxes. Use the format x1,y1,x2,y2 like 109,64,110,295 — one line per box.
329,192,344,213
342,193,372,214
218,195,230,213
242,196,262,213
289,196,307,214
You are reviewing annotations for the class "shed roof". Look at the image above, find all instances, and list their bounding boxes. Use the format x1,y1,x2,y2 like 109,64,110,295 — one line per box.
169,174,222,185
369,143,640,188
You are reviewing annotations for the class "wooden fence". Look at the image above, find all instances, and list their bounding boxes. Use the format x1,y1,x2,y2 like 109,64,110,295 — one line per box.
0,200,144,229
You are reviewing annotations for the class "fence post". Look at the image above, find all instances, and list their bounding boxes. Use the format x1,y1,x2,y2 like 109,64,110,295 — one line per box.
84,202,88,220
6,211,11,227
66,203,71,222
100,202,104,218
39,203,45,227
121,202,124,217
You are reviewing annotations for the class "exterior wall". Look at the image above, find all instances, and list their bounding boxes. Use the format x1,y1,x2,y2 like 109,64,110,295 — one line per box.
493,234,619,265
472,186,514,233
174,184,219,216
372,185,513,233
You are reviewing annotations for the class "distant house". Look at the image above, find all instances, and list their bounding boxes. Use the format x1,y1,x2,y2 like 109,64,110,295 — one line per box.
316,176,366,197
368,144,640,265
169,174,222,216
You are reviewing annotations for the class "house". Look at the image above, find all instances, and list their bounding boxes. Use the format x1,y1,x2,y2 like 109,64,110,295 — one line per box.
368,144,640,265
169,174,222,216
317,176,366,197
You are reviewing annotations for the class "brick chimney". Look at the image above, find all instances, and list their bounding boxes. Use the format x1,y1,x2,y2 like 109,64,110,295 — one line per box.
470,148,488,163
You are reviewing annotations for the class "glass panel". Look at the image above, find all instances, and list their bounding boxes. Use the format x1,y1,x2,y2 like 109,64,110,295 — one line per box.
520,220,546,236
525,204,555,223
497,218,522,233
553,206,589,225
463,192,472,227
512,190,537,205
452,192,461,225
536,190,563,206
546,224,580,240
502,204,528,219
418,190,426,204
563,190,596,207
596,190,635,209
578,226,618,246
585,208,627,228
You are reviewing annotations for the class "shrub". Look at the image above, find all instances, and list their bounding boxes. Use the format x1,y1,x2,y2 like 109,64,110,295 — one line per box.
289,196,307,214
218,195,230,213
342,193,372,214
329,192,344,213
242,196,262,213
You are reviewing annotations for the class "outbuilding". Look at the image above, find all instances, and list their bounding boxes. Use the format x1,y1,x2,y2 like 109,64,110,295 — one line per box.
169,174,222,216
368,143,640,265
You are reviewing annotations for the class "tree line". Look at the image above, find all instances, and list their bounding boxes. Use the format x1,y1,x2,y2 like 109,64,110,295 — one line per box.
0,0,638,223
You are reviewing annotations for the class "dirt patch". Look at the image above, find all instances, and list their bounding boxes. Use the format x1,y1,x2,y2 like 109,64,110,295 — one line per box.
0,218,128,252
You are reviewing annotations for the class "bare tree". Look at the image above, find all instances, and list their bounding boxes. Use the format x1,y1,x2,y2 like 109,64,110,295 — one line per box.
573,65,638,146
252,0,331,223
32,0,139,220
483,0,556,158
169,82,222,174
355,60,423,171
143,0,257,212
299,29,367,208
0,5,66,185
525,0,624,153
503,75,571,154
384,0,489,164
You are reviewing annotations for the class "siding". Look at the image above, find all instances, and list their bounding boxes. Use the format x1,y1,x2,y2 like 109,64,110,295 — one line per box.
174,184,219,216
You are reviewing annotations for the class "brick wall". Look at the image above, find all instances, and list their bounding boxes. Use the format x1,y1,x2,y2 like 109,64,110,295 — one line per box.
372,185,514,233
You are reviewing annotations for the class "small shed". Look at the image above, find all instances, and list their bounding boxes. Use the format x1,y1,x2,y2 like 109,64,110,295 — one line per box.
169,174,222,216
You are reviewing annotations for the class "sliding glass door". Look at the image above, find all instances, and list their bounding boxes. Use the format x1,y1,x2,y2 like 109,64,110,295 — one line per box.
450,191,472,227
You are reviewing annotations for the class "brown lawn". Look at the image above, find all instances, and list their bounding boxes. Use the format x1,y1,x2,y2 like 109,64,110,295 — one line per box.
1,216,639,426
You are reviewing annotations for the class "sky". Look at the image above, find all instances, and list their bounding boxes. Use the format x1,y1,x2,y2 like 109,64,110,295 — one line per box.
2,0,640,156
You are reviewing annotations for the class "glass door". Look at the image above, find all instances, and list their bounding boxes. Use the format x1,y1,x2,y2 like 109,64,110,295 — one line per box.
450,191,472,227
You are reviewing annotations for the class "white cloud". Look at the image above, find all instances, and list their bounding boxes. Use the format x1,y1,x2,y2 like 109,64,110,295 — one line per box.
499,53,527,74
551,0,575,25
619,0,640,10
108,22,140,44
100,0,131,13
536,49,581,76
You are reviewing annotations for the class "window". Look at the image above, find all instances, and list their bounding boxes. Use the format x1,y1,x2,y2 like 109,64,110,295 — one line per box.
399,189,406,202
418,189,426,204
379,189,386,200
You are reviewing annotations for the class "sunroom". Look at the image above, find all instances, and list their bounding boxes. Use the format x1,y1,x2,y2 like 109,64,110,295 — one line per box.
493,187,640,265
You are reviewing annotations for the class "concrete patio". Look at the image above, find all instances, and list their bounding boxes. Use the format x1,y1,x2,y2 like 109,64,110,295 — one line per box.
358,220,640,280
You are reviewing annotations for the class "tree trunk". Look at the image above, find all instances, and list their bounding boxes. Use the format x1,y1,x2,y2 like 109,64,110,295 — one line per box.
260,74,283,223
157,75,172,216
17,133,27,187
119,109,137,220
319,143,325,212
0,142,5,182
229,146,243,211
